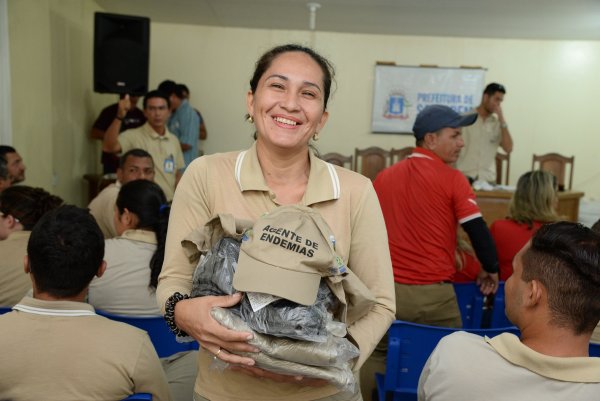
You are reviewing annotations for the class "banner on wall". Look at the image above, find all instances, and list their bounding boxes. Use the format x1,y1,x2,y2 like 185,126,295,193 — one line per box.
371,65,486,134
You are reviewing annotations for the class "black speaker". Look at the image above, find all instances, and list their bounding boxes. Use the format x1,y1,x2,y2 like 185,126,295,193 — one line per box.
94,12,150,95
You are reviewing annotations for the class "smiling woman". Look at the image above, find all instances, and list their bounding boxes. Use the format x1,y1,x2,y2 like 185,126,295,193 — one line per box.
156,44,395,401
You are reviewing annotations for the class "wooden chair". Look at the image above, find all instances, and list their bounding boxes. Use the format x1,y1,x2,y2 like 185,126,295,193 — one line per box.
354,146,390,181
320,152,353,169
531,153,575,190
389,146,414,165
495,152,510,185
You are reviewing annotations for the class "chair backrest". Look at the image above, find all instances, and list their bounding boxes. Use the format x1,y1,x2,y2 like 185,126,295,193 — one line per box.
495,152,510,185
320,152,353,169
452,283,485,329
354,146,390,181
96,310,199,358
122,393,152,401
590,342,600,357
531,153,574,190
454,282,514,329
378,320,520,400
490,282,513,328
389,147,414,165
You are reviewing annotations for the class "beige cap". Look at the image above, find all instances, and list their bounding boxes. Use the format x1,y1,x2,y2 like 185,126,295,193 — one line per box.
233,205,347,306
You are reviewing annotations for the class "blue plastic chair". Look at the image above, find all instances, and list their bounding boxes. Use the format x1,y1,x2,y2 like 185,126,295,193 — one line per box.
375,320,520,401
122,394,152,400
452,283,485,329
0,307,12,315
590,342,600,357
490,282,513,328
96,310,199,358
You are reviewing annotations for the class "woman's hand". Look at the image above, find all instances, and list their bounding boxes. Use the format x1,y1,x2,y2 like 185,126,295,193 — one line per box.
230,365,329,387
174,292,259,366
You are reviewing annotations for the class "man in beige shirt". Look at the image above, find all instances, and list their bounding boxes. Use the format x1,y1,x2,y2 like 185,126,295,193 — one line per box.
0,205,172,401
0,145,26,186
419,222,600,400
88,148,155,238
0,157,10,192
103,91,184,201
456,83,513,183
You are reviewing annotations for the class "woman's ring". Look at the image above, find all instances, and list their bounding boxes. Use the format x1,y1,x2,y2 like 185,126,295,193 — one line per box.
216,348,222,357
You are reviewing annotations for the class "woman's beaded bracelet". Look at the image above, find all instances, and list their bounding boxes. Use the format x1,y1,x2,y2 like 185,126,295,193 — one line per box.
164,292,190,337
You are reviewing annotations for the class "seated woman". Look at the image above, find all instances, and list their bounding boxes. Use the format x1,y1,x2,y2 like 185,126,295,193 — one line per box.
453,237,481,283
89,179,167,315
0,186,63,306
490,170,559,281
88,179,196,401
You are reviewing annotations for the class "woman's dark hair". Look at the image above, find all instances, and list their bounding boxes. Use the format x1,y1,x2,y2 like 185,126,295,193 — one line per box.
116,180,168,289
249,44,336,110
0,186,63,230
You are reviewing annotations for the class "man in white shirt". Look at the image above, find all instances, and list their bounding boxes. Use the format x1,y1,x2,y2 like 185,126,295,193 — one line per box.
419,222,600,401
456,83,513,183
0,205,171,401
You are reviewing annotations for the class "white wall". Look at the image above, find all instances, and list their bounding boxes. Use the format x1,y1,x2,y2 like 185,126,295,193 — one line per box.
8,6,600,203
149,24,600,197
8,0,104,205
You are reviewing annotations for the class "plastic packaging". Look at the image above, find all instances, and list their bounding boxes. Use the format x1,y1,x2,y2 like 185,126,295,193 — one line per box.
211,307,357,392
191,237,239,297
239,281,340,342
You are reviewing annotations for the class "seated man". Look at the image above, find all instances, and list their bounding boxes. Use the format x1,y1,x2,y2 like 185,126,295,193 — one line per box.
0,205,172,401
88,148,155,238
0,156,10,192
419,222,600,400
0,145,26,185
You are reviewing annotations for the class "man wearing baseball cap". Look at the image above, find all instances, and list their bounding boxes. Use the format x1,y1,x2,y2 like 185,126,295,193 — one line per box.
362,105,500,399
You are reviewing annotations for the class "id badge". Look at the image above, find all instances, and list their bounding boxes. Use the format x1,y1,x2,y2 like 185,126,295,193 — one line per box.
163,155,175,173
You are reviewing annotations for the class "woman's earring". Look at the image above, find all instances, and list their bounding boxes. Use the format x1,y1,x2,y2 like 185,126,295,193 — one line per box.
312,132,320,141
247,115,254,124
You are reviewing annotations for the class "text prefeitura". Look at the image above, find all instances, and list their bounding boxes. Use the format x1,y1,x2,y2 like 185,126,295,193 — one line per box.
260,225,319,257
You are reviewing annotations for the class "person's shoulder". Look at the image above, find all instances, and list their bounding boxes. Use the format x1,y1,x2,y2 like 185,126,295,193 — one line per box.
88,183,118,206
120,124,145,138
92,314,150,340
434,331,488,357
185,150,243,172
99,103,118,114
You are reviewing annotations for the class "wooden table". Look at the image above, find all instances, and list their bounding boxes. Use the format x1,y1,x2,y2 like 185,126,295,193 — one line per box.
475,190,584,225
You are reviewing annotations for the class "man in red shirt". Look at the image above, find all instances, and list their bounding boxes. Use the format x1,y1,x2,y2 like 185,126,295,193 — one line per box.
374,105,499,327
362,105,500,400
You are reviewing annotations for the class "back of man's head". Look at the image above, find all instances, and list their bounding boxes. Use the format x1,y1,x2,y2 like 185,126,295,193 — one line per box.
0,145,16,161
158,80,178,96
522,221,600,334
27,205,104,298
0,156,7,180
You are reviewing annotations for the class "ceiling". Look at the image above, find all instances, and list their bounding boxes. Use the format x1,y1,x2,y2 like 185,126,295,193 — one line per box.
95,0,600,41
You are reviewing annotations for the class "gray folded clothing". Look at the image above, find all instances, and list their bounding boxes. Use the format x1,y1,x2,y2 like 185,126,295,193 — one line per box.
211,307,358,392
